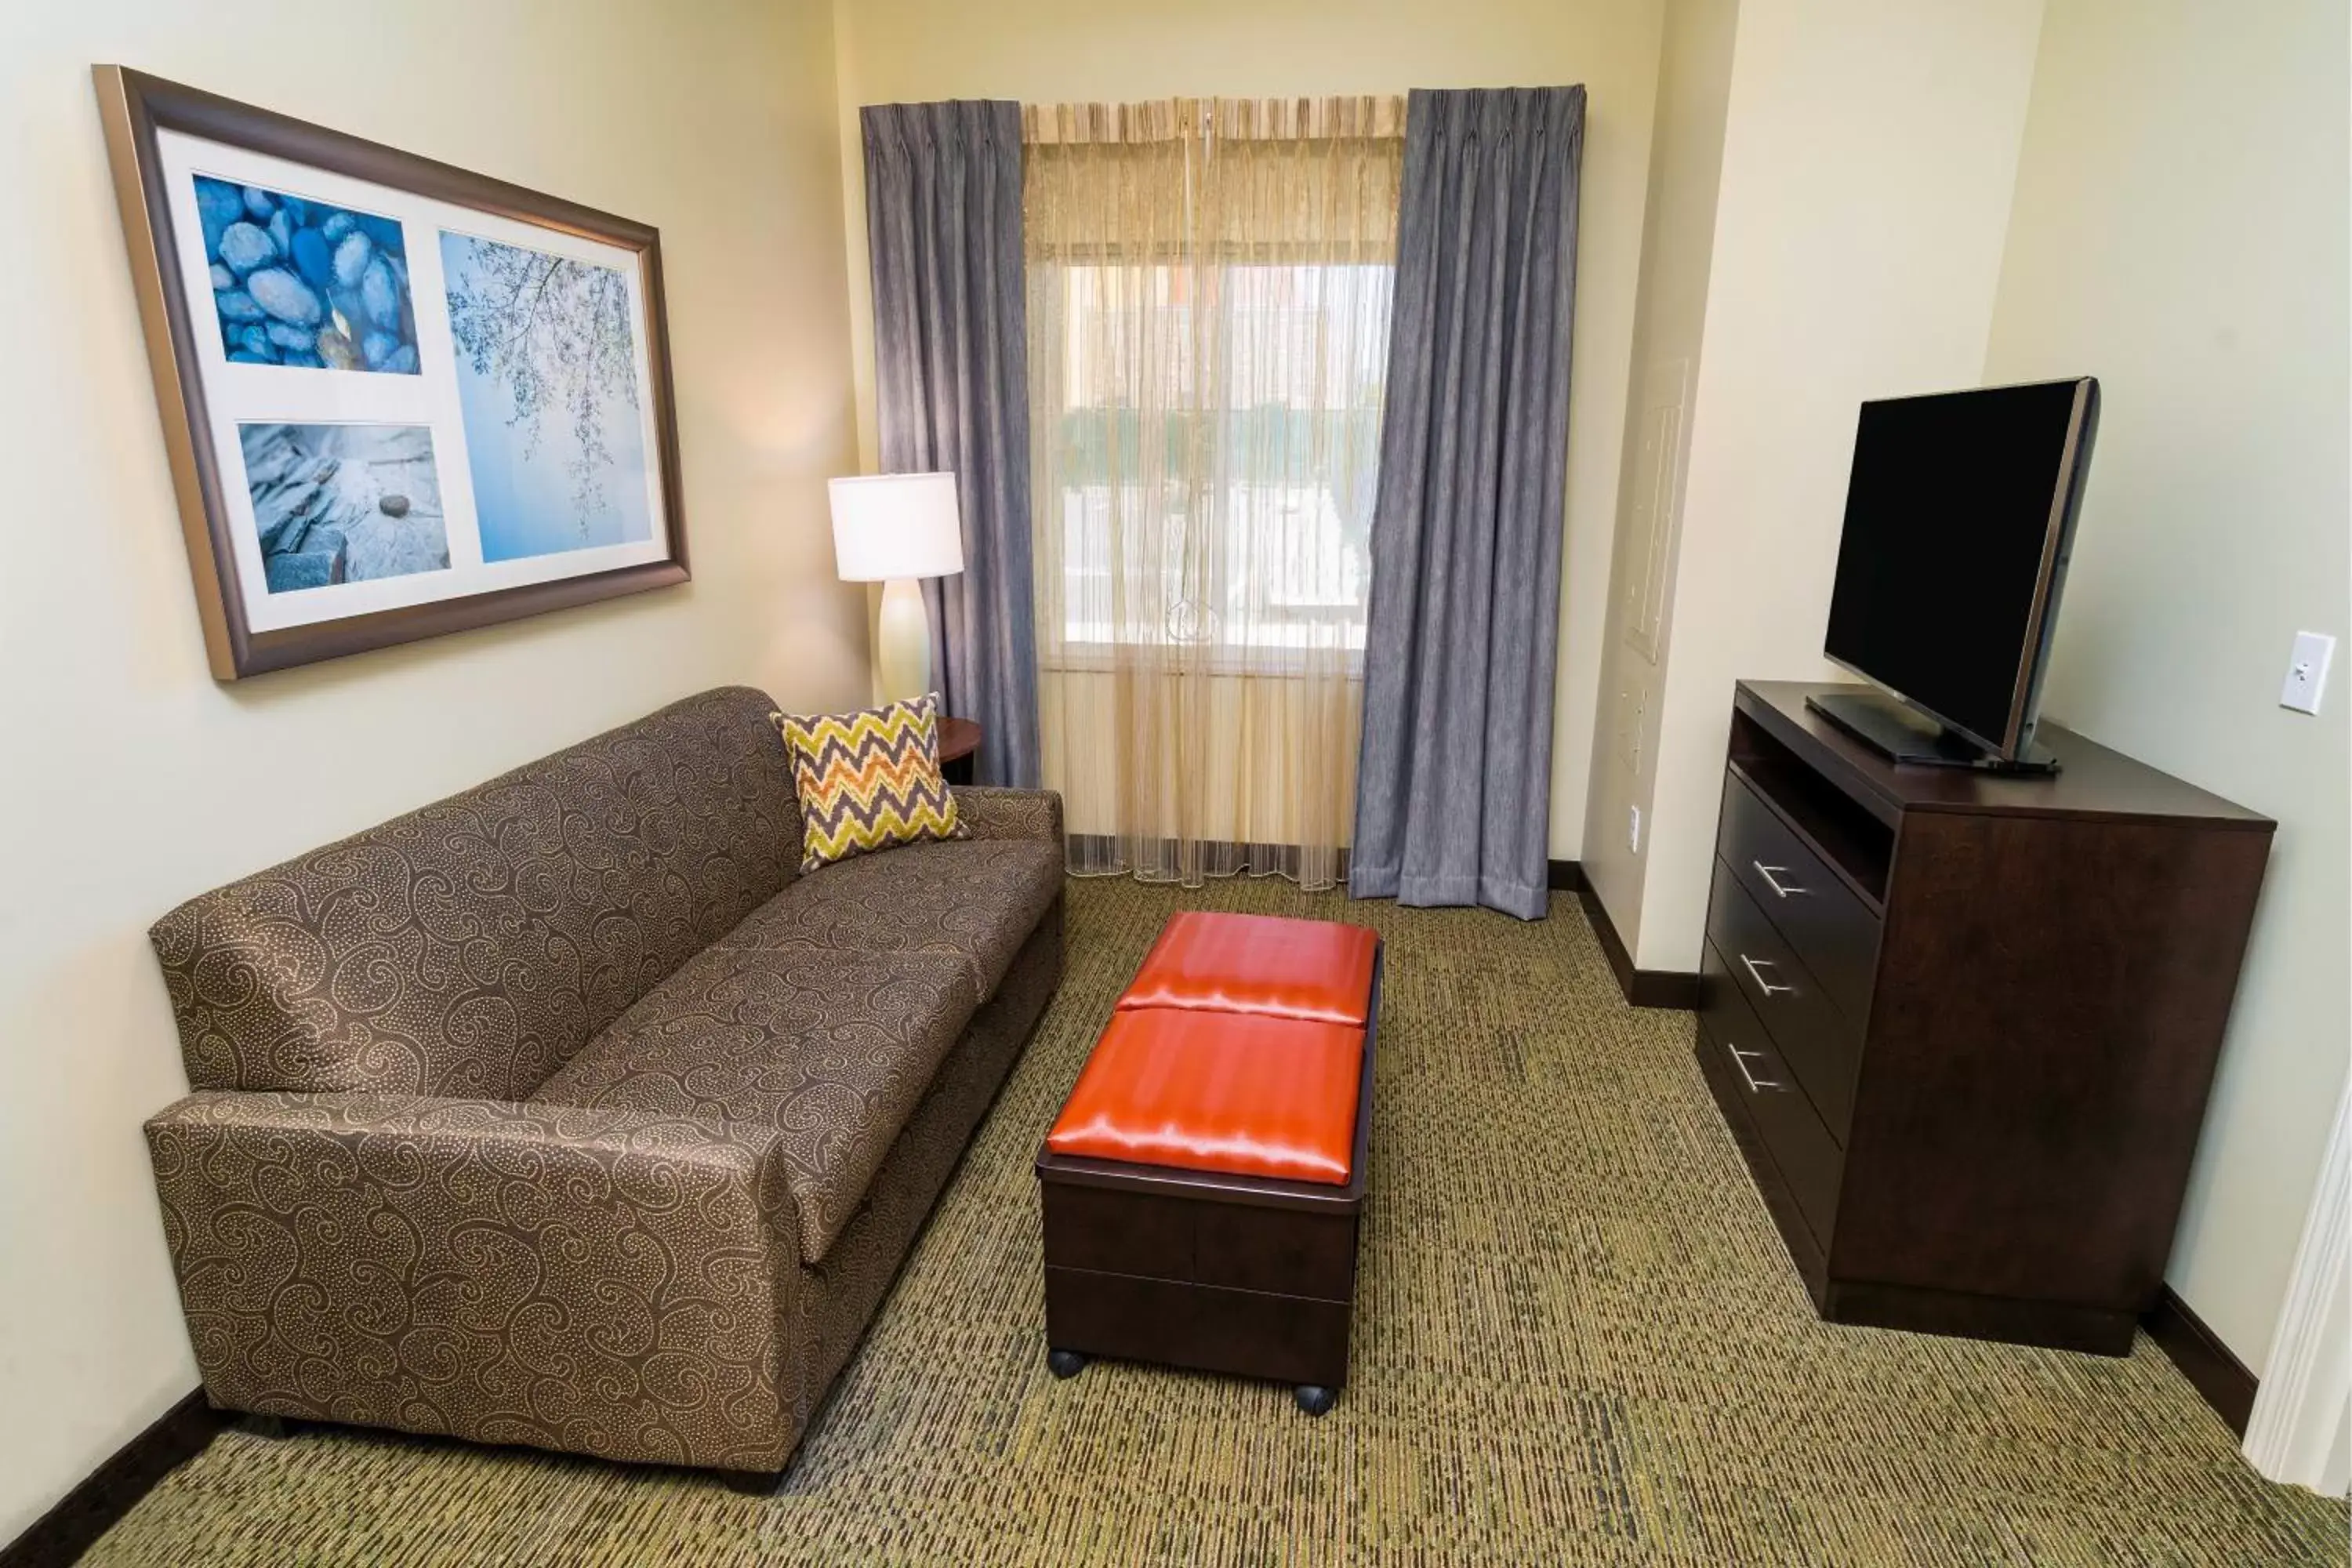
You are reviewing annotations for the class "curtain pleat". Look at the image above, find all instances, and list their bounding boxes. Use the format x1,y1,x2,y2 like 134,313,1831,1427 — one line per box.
1025,99,1404,891
1350,86,1584,920
862,101,1041,788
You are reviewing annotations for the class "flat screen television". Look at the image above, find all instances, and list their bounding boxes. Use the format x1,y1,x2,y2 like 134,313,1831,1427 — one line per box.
1810,377,2100,772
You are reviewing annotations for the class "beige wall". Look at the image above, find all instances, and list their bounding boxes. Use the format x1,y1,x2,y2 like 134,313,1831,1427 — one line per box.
0,0,864,1542
1581,0,1738,946
1629,0,2047,968
1981,0,2350,1371
832,0,1667,862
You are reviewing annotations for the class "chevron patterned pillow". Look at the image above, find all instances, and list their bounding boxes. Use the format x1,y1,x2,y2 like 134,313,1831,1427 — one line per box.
770,693,967,873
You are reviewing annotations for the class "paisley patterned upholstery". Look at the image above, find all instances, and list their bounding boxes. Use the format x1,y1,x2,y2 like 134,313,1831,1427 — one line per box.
717,837,1065,1002
533,946,979,1265
946,784,1065,844
146,1091,804,1471
142,689,1065,1474
149,687,804,1100
784,904,1064,1427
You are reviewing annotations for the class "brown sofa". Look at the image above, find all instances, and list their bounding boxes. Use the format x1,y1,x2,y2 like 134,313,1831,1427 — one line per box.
142,687,1064,1480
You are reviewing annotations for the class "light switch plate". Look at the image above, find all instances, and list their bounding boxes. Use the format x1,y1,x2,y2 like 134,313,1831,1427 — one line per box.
2281,630,2335,715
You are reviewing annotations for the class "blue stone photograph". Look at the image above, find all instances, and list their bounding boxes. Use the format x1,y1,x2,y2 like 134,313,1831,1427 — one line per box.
441,232,653,561
194,176,419,373
239,423,449,593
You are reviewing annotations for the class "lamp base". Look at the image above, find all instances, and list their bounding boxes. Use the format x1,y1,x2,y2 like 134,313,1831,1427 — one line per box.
877,577,933,703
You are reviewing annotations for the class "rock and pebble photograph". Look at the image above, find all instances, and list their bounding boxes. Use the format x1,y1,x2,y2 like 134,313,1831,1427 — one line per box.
194,177,420,374
238,423,449,593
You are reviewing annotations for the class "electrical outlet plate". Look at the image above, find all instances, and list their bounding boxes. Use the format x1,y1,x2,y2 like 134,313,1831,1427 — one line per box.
2281,631,2335,715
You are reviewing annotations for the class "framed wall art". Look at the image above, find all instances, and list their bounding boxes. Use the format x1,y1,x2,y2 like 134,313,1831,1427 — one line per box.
93,67,689,679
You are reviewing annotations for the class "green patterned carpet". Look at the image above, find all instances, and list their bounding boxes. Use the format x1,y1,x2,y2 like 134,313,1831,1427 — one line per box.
90,878,2346,1566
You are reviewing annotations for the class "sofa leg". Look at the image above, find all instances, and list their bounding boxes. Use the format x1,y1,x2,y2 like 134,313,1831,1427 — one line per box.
720,1466,785,1497
1294,1385,1338,1417
1047,1348,1087,1380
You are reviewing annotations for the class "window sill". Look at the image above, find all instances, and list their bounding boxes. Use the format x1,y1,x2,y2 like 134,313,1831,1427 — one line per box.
1041,647,1365,681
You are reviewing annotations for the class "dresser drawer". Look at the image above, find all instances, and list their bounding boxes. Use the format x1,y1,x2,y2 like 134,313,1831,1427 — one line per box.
1706,862,1860,1138
1718,771,1882,1023
1698,942,1843,1243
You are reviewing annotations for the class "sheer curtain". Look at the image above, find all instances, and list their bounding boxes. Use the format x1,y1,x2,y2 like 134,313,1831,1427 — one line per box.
1024,97,1403,891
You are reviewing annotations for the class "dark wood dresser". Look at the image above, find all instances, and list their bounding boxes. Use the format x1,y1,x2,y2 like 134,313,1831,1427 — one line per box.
1696,681,2273,1353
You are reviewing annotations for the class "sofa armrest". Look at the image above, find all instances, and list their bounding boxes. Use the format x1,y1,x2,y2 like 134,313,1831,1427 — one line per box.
146,1091,805,1471
953,786,1064,849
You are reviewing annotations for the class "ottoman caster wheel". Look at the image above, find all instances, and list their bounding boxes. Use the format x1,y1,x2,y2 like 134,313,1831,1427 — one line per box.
1047,1348,1088,1380
1294,1385,1338,1417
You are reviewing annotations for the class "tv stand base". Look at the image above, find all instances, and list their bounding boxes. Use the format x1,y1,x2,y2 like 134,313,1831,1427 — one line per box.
1806,690,2060,775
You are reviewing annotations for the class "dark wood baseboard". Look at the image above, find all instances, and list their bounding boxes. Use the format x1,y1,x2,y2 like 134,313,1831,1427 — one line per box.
1576,882,1700,1010
2143,1285,2258,1436
1546,858,1584,891
0,1387,227,1568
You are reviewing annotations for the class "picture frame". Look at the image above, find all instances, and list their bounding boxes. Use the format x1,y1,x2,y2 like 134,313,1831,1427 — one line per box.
93,66,689,680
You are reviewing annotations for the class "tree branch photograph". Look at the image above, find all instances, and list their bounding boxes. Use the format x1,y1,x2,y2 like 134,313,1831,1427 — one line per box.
441,233,655,562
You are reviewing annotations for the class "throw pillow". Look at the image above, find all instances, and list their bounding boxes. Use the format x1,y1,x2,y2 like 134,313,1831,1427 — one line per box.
771,693,966,873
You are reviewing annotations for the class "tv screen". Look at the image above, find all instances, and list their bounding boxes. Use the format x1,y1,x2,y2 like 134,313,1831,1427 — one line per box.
1822,379,2096,752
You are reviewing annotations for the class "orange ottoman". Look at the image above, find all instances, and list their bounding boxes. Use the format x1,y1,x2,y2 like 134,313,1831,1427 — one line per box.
1036,912,1381,1415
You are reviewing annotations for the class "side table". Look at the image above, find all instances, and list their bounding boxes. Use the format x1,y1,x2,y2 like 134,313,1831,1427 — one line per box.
938,714,982,787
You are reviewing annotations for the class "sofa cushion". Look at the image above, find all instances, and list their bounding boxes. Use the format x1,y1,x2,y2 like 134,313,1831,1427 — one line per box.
148,688,805,1100
532,945,978,1265
715,838,1063,1002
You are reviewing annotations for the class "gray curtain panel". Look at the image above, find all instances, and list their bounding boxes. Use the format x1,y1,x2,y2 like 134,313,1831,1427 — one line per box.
862,100,1040,788
1350,85,1585,920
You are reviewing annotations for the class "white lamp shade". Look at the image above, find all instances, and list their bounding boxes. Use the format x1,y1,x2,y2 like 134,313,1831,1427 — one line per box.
828,472,965,582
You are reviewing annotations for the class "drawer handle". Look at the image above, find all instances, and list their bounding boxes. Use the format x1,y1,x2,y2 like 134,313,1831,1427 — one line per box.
1739,953,1796,997
1726,1043,1782,1094
1752,861,1809,898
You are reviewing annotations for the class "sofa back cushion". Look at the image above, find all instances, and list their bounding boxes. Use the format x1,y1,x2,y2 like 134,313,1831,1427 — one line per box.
151,686,804,1099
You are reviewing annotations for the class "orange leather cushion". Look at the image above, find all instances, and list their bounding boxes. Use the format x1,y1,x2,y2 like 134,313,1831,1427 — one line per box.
1116,911,1378,1026
1045,1008,1363,1185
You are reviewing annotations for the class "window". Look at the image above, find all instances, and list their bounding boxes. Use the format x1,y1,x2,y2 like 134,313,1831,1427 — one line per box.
1045,262,1390,664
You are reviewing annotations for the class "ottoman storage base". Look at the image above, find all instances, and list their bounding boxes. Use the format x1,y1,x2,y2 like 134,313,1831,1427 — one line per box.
1042,1266,1353,1390
1036,916,1380,1412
